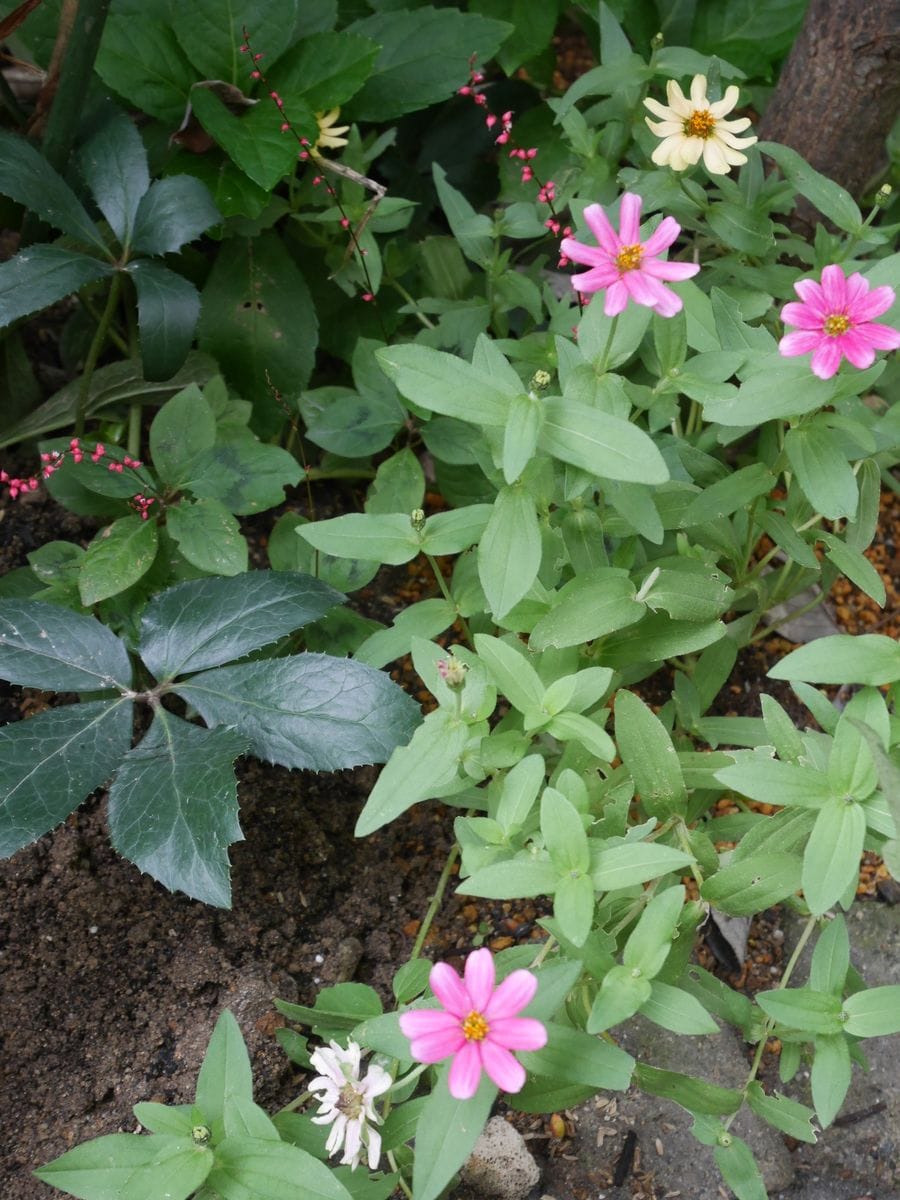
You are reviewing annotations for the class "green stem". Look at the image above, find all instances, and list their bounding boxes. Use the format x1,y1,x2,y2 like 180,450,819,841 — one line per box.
528,934,557,971
750,586,827,644
276,1088,311,1116
676,819,703,888
304,467,376,481
425,552,473,648
410,842,460,962
75,272,121,437
389,280,436,330
596,314,619,375
127,403,141,459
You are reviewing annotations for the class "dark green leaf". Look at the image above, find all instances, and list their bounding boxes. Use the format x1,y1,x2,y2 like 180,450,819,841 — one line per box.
127,260,200,381
706,202,774,255
175,655,420,771
149,384,216,488
189,86,313,191
635,1064,742,1115
79,111,149,247
0,246,113,328
107,712,246,907
79,516,159,606
0,129,108,251
0,700,132,858
186,439,303,515
139,571,343,680
299,386,405,457
759,142,863,232
96,17,195,125
167,499,248,576
131,175,220,257
269,32,380,112
0,598,132,690
172,0,300,84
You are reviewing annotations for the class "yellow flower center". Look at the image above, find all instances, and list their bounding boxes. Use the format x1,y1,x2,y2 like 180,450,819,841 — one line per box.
336,1083,364,1119
683,109,716,139
615,243,643,272
462,1010,490,1041
823,313,851,337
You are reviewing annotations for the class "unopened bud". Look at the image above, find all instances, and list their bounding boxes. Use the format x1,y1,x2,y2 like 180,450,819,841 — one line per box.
651,30,664,50
437,656,468,689
192,1125,211,1146
410,508,426,531
530,369,551,391
875,183,893,206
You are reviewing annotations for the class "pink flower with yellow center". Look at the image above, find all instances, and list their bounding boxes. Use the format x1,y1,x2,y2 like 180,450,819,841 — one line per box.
398,948,547,1100
779,264,900,380
560,193,700,318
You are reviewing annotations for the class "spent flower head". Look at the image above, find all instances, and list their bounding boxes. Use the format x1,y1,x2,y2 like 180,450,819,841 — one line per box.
399,947,547,1100
308,1040,391,1171
644,74,756,175
778,265,900,380
561,192,700,317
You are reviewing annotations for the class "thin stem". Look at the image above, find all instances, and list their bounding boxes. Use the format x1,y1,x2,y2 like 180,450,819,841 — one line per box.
676,819,703,888
750,587,827,644
425,552,473,648
276,1088,311,1116
388,1155,414,1200
75,272,121,437
528,934,557,970
127,402,141,459
410,843,460,962
596,314,619,375
389,279,437,329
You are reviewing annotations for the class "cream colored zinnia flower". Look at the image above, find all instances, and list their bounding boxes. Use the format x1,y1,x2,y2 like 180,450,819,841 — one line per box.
644,74,757,175
314,108,350,153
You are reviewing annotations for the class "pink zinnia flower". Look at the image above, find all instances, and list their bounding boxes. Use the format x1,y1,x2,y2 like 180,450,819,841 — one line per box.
560,192,700,318
779,264,900,380
398,948,547,1100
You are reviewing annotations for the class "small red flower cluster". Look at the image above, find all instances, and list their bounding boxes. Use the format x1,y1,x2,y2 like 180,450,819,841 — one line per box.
2,439,155,517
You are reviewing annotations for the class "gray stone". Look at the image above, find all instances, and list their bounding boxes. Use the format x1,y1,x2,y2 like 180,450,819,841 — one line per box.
459,1115,541,1200
765,585,841,643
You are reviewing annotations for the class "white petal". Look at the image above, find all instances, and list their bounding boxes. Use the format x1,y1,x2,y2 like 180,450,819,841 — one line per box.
717,115,752,133
690,74,709,107
646,118,683,136
367,1127,383,1171
703,139,730,174
665,79,691,117
709,85,740,117
644,97,674,120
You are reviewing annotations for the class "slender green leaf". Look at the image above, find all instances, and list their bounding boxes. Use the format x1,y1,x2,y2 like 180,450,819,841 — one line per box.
640,981,719,1034
478,487,541,619
376,344,514,426
759,142,863,232
769,635,900,686
714,1134,767,1200
529,570,644,651
701,853,802,916
127,260,200,381
35,1135,213,1200
411,1069,497,1200
811,1033,851,1127
615,690,687,818
519,1023,634,1090
635,1064,742,1115
842,986,900,1037
0,129,108,251
195,1011,253,1123
802,799,866,915
745,1081,817,1142
756,988,844,1034
207,1136,353,1200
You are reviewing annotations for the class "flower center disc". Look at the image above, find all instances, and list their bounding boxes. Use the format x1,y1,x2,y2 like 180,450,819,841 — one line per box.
337,1083,364,1119
823,313,851,336
616,243,644,272
462,1010,490,1041
684,109,716,139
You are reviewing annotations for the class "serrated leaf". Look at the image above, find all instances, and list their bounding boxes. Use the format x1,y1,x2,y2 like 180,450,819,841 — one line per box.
175,654,420,772
96,17,195,125
131,175,220,257
0,245,114,327
80,515,159,606
0,700,132,858
108,712,246,907
140,571,343,680
127,259,200,381
167,498,248,576
173,0,299,83
268,31,379,112
79,111,149,247
189,86,313,191
0,598,132,690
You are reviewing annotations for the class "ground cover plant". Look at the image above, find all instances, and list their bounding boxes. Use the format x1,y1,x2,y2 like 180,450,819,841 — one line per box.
0,1,899,1198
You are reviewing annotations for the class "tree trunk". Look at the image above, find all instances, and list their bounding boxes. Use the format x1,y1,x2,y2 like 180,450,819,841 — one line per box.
759,0,900,200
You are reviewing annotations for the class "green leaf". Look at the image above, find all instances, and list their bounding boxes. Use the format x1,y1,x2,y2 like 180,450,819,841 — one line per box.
784,424,858,521
131,175,221,257
769,635,900,686
641,981,719,1035
841,986,900,1037
140,571,343,680
714,757,834,808
682,464,774,526
623,886,685,978
756,988,844,1034
279,982,383,1035
107,711,246,907
473,633,544,714
745,1081,817,1142
354,599,456,670
0,598,131,690
346,8,511,121
189,86,312,191
411,1069,497,1200
477,487,541,620
149,384,216,488
756,510,819,569
176,654,420,772
268,31,380,112
576,295,652,368
529,570,644,650
79,516,159,606
820,532,886,607
519,1023,634,1090
127,260,200,382
0,245,114,328
173,0,299,83
420,505,492,556
432,163,493,268
299,513,419,565
458,855,561,899
300,385,404,457
552,872,595,946
196,1011,253,1123
198,232,317,420
502,391,544,485
587,964,653,1032
0,700,132,858
706,201,774,255
207,1136,353,1200
615,690,687,819
187,439,302,516
35,1134,213,1200
540,398,669,483
133,1103,195,1137
701,853,802,916
714,1134,767,1200
79,111,149,248
167,498,248,576
355,709,468,836
702,355,838,425
376,344,514,426
635,1064,742,1115
802,799,867,915
0,129,108,252
759,142,863,232
366,447,425,515
810,915,850,995
811,1033,851,1127
96,17,195,125
591,843,693,891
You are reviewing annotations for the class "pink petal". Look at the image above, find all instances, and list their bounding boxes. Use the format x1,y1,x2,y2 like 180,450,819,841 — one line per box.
488,1016,548,1051
849,285,896,323
559,236,606,267
641,216,681,257
618,192,642,245
447,1041,483,1099
484,970,538,1020
641,258,700,282
781,301,822,330
820,265,848,310
624,269,669,309
409,1026,466,1063
838,331,876,370
853,321,900,350
400,1008,462,1038
464,947,495,1012
779,330,824,356
479,1040,526,1093
651,285,684,318
843,271,870,308
810,339,842,379
604,279,630,316
793,277,827,315
582,203,619,255
571,264,620,294
429,962,469,1016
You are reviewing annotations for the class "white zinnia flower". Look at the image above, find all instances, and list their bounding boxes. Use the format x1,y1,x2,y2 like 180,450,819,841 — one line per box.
308,1040,391,1171
644,74,757,175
